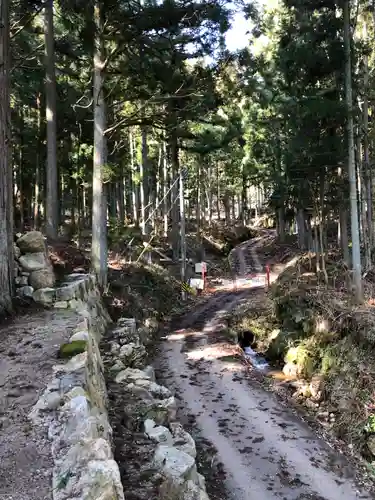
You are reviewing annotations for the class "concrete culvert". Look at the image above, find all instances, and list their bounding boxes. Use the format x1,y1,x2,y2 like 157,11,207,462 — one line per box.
238,330,255,350
238,330,270,371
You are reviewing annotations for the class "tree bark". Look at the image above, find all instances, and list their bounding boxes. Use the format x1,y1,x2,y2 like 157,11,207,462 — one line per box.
344,0,363,302
140,125,150,235
170,129,179,259
129,128,139,225
163,140,168,237
277,207,286,242
362,18,373,247
0,0,13,315
343,0,363,302
34,94,42,229
44,0,58,239
91,2,108,288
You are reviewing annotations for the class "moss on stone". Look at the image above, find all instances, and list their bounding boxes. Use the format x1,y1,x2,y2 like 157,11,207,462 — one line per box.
59,340,87,358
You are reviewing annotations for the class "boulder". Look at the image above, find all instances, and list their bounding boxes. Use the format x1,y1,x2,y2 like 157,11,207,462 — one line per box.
54,438,112,485
53,458,124,500
15,276,29,286
29,268,55,290
14,244,21,259
181,480,210,500
154,445,196,482
56,283,77,301
19,252,48,272
33,287,56,304
17,231,46,253
170,423,196,458
123,395,176,426
143,365,156,382
282,362,298,378
69,330,89,343
144,419,173,445
115,367,152,384
16,285,34,298
309,374,325,401
132,379,172,399
109,359,126,374
119,342,147,368
54,301,69,309
117,317,136,331
113,327,141,345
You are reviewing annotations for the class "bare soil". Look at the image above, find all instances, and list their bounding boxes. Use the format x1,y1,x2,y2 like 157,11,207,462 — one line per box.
0,309,82,500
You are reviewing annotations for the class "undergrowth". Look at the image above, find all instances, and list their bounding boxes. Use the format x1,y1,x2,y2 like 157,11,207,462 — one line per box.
104,262,184,323
229,249,375,461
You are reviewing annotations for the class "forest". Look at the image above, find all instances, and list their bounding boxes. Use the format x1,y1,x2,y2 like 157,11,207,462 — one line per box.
0,0,373,313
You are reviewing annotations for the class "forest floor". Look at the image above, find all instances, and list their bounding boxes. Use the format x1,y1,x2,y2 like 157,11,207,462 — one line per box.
153,235,375,500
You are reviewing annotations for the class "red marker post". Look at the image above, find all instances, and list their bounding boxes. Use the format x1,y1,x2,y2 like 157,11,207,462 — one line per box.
266,264,270,288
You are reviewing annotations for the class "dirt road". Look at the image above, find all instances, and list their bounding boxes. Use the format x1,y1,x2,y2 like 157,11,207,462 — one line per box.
156,240,373,500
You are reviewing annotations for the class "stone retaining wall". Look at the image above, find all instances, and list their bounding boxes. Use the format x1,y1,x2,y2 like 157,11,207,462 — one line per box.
104,318,210,500
29,274,125,500
14,231,55,299
28,270,210,500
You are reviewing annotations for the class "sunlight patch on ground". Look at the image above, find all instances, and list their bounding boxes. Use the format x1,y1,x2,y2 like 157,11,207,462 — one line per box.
186,344,242,362
220,362,245,373
166,330,205,341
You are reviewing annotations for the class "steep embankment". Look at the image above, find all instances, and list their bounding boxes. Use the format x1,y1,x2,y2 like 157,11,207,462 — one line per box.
228,234,375,473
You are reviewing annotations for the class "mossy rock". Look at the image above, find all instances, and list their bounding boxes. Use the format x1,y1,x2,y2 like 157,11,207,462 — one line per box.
266,328,297,361
59,340,87,358
285,344,315,378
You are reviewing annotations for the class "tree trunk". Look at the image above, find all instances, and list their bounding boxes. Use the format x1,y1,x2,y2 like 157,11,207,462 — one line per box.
241,169,247,223
340,207,350,264
91,2,108,288
170,130,179,259
34,94,42,229
44,0,58,239
140,125,150,235
154,144,162,232
0,0,13,315
207,165,213,225
216,163,220,220
129,128,139,226
277,207,286,242
196,162,201,235
163,141,168,237
296,208,306,249
362,19,373,247
17,106,24,232
344,0,363,302
223,191,231,224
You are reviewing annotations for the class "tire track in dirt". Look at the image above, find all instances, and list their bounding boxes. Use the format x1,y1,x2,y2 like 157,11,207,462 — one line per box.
156,236,373,500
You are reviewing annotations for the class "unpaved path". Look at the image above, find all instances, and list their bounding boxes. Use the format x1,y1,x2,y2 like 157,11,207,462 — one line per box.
156,239,373,500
